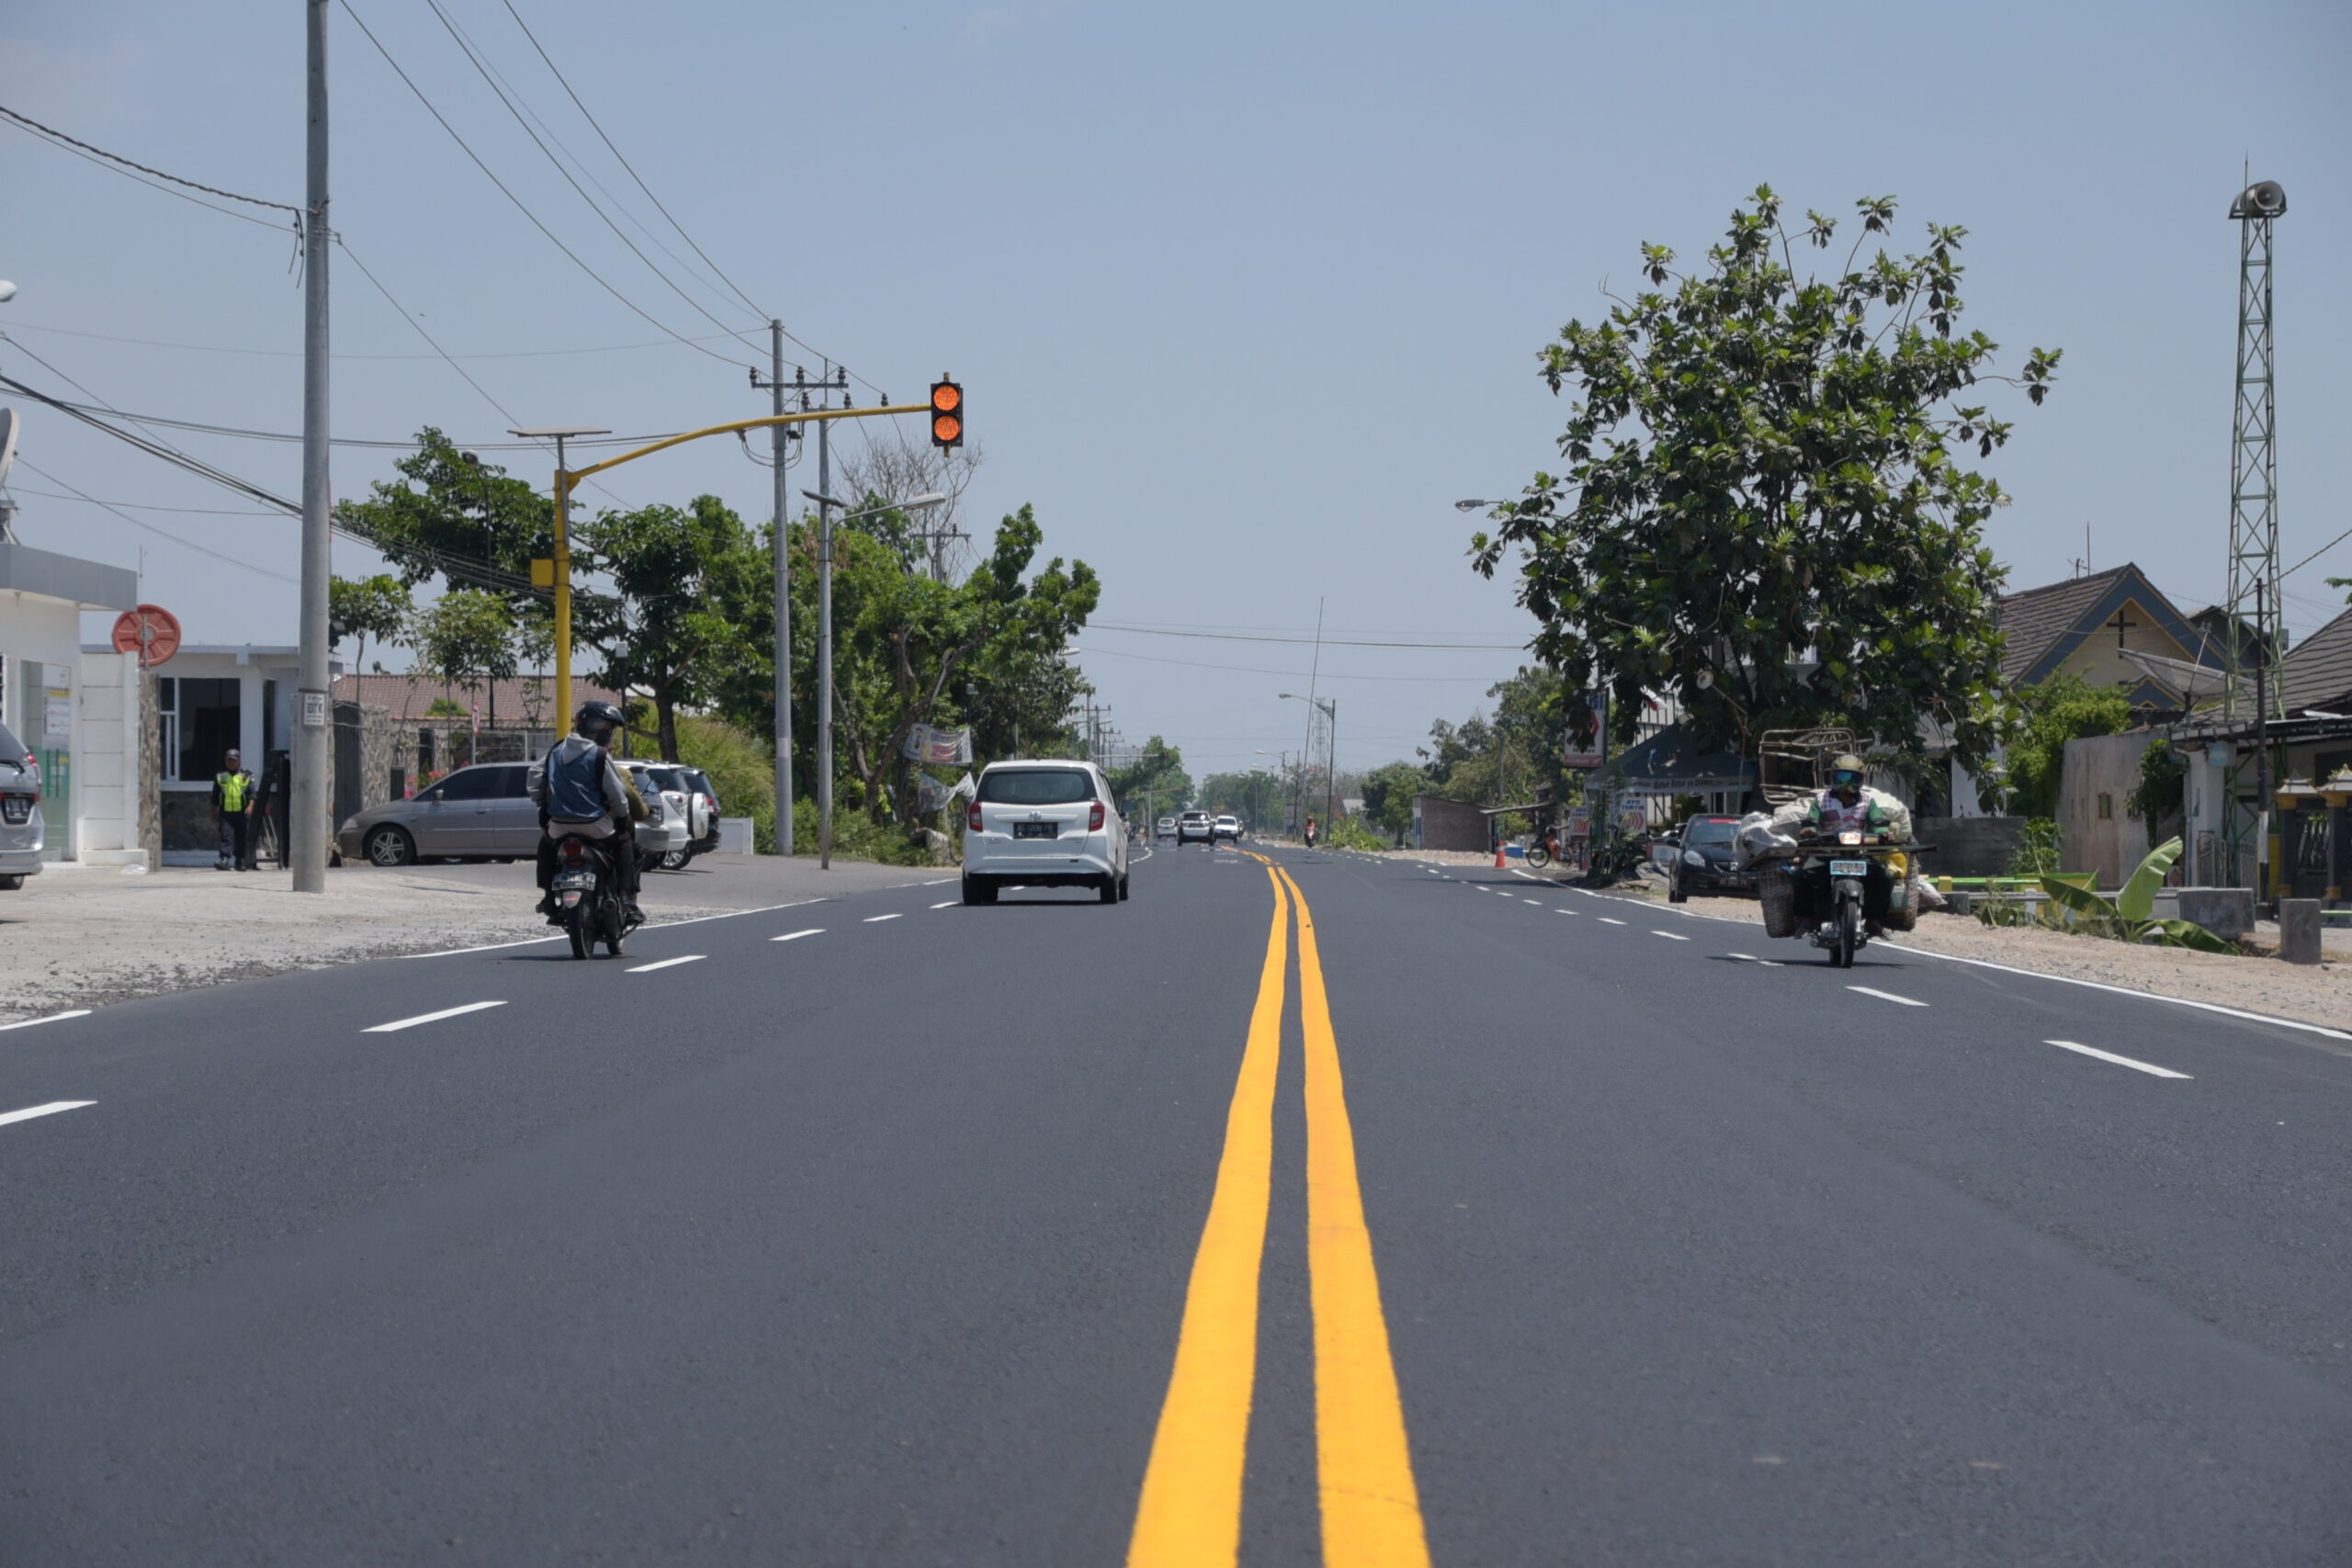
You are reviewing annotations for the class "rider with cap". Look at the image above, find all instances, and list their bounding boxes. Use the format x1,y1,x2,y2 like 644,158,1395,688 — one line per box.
527,701,648,923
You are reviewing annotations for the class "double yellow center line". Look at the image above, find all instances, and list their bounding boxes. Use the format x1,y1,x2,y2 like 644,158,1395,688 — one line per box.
1127,862,1430,1568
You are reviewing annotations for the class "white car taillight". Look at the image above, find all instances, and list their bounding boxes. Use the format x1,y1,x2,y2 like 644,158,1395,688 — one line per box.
968,799,984,832
1089,800,1105,832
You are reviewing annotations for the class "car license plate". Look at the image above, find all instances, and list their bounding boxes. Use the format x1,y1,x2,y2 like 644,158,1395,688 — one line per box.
0,797,28,824
1829,859,1868,877
1013,822,1057,840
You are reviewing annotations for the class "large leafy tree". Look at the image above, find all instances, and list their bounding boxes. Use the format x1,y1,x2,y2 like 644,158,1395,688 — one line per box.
337,430,552,598
409,588,518,726
1471,187,2060,782
575,495,767,761
1359,761,1426,844
1107,736,1192,821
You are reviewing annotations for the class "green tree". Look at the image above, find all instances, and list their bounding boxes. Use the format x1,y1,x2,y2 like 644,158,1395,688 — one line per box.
1359,761,1427,844
410,588,519,725
328,573,412,673
1471,187,2060,784
1108,736,1192,823
337,429,552,601
2002,675,2133,819
575,494,766,761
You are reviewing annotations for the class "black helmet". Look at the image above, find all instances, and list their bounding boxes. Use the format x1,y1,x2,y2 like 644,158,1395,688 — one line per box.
574,700,623,743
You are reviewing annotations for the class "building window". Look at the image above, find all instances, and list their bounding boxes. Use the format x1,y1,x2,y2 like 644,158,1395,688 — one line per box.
2097,792,2114,821
160,677,240,783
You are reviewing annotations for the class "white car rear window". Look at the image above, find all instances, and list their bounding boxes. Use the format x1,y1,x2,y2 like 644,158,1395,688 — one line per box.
980,769,1095,806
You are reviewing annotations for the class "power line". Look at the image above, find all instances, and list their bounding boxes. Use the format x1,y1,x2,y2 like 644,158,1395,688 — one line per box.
335,0,746,369
0,318,743,361
1077,645,1505,684
0,102,302,217
3,486,279,515
1089,622,1528,651
14,457,297,583
416,0,764,349
495,0,768,322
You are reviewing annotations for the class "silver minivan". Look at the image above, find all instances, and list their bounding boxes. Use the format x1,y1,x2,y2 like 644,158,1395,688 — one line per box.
0,720,42,890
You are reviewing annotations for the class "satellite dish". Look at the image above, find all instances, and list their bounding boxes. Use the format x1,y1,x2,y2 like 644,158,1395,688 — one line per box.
0,408,17,493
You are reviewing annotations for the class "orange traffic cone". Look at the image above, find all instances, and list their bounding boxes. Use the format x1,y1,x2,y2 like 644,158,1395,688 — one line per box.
1494,841,1507,870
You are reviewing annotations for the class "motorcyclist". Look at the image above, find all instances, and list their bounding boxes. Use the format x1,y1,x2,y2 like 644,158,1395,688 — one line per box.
528,701,648,924
1771,753,1913,935
1303,816,1318,850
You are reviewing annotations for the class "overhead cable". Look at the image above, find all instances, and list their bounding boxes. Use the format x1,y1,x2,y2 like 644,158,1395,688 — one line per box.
14,457,298,583
1,319,745,361
335,0,746,369
0,103,302,217
1089,622,1528,651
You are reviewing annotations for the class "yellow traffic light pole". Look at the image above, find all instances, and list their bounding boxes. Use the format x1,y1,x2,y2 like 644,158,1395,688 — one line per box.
543,403,925,720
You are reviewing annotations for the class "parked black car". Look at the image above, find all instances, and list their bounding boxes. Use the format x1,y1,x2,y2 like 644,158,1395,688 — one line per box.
1664,814,1753,902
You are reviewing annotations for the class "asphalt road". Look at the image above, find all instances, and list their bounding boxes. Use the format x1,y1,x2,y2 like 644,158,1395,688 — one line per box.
2,842,2346,1564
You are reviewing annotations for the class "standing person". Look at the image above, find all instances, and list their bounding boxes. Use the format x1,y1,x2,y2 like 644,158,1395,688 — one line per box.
212,749,256,872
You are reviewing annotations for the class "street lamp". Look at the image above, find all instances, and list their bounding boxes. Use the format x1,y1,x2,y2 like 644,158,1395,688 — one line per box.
507,426,610,722
0,281,17,304
1455,498,1499,512
800,490,947,869
1279,692,1338,837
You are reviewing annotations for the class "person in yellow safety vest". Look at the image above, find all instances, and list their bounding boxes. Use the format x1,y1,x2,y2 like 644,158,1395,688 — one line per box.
213,748,257,872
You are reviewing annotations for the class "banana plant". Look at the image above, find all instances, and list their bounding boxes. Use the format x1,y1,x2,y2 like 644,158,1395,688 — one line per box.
2040,836,2235,953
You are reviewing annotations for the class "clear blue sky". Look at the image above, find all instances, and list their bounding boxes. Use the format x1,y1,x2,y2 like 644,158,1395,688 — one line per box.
6,0,2347,775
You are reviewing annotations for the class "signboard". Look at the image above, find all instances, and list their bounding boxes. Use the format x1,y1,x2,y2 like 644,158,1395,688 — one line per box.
1565,804,1591,839
44,688,72,743
108,604,183,668
1618,806,1649,836
901,723,972,765
1561,689,1608,769
301,690,328,728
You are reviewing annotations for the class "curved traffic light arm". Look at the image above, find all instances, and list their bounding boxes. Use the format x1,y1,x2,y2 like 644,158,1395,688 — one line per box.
547,403,928,717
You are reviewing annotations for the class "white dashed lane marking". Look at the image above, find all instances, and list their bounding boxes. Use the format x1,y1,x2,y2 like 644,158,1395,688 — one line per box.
771,929,824,942
627,954,706,974
1650,931,1690,942
1597,917,1627,926
930,900,959,909
0,1100,95,1130
864,913,904,923
363,1000,507,1034
1848,986,1927,1007
2044,1040,2192,1079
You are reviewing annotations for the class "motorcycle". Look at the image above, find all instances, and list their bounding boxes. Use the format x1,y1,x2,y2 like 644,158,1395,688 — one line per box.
1766,831,1922,968
548,832,639,960
1523,826,1563,869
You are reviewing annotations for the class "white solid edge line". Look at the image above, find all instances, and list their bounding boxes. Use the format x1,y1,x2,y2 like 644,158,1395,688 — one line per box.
1879,941,2352,1041
400,897,831,958
1848,986,1928,1007
362,999,507,1033
0,1100,96,1128
0,1010,93,1032
2045,1039,2193,1079
864,913,903,923
627,954,707,973
771,929,824,942
1651,931,1690,941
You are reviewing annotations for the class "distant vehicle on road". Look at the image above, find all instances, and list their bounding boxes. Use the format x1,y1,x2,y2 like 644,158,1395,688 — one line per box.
1155,817,1177,840
616,761,694,865
0,718,41,891
963,760,1130,905
1665,815,1752,902
669,765,722,863
1215,814,1240,841
1176,810,1216,847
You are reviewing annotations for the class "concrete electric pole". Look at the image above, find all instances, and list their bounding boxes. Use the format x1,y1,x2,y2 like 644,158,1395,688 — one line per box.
291,0,332,894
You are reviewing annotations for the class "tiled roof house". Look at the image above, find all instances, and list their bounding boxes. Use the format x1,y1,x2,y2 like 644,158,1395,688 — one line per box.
1992,562,2223,710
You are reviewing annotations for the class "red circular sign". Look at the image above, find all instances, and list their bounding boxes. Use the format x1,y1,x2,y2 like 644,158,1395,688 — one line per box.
110,604,183,667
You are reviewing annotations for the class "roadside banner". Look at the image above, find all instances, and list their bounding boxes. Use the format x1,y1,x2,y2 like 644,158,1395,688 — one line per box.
1566,804,1591,839
1561,690,1607,769
901,724,972,765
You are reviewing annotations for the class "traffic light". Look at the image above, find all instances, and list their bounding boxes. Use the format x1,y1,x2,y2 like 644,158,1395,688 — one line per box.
929,377,963,449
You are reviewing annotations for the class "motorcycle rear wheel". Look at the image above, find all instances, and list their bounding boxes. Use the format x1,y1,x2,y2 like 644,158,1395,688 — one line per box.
565,903,590,960
602,902,627,958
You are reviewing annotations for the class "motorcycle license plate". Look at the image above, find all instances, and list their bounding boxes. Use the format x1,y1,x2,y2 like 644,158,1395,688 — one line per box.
1013,822,1057,840
1829,859,1869,877
553,871,594,891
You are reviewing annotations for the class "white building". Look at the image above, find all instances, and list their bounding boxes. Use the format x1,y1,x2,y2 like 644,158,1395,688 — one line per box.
0,539,145,866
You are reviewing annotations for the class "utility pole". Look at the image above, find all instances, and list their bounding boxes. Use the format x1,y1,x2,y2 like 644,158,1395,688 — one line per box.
1326,698,1338,830
291,0,332,895
763,321,792,853
818,366,837,869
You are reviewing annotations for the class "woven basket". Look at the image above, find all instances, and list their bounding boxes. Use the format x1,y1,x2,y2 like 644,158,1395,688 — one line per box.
1758,868,1800,939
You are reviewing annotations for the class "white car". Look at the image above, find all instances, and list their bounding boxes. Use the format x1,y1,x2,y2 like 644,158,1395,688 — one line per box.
1175,810,1216,847
963,759,1129,905
616,761,692,862
1215,814,1240,841
1155,817,1177,840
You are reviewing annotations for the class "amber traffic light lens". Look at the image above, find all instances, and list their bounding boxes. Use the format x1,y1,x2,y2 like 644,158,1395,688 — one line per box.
931,382,961,413
932,413,963,444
